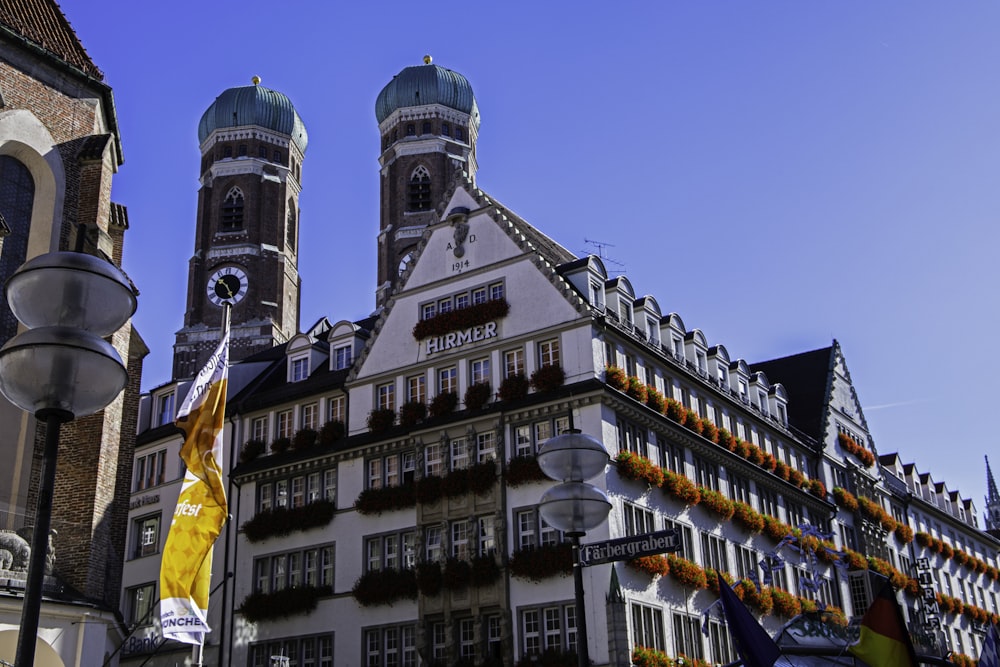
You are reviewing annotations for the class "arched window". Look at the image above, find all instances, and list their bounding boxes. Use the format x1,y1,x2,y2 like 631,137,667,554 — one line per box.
0,156,35,341
221,187,244,231
407,166,431,212
286,198,297,252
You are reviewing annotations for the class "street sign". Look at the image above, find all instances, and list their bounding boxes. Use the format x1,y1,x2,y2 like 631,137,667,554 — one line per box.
578,528,681,567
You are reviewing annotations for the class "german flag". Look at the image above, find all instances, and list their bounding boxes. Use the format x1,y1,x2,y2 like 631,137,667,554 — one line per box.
849,580,917,667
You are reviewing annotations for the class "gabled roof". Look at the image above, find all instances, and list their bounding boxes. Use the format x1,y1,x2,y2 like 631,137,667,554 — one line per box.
750,345,834,440
0,0,102,79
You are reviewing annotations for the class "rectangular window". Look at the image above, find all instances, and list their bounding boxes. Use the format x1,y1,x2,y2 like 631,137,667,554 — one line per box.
707,618,735,664
156,392,175,426
425,443,443,477
489,282,505,301
515,425,533,457
291,476,305,508
407,375,426,404
504,348,524,378
729,474,751,504
478,515,496,555
132,514,160,559
477,432,497,462
134,450,166,491
538,339,560,367
450,438,468,470
333,344,352,370
362,626,415,667
472,287,487,305
425,525,442,562
327,395,345,423
438,297,453,313
631,603,665,651
455,292,469,309
451,520,470,559
438,367,457,394
663,520,693,560
471,358,491,385
377,382,396,411
735,545,758,581
700,532,728,571
459,618,475,658
301,402,318,431
694,455,719,491
516,507,562,548
758,487,779,517
125,582,156,626
672,613,704,660
291,356,309,381
521,605,576,656
251,415,269,442
623,502,655,537
421,303,437,320
276,409,293,439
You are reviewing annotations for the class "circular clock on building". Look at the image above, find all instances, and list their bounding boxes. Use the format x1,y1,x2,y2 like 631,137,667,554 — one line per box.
207,266,249,306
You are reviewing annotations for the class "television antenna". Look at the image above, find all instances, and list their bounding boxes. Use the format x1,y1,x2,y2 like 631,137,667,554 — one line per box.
582,239,626,275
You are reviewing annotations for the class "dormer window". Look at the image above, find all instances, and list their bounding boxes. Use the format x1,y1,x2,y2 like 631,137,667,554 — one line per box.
589,280,605,310
739,379,749,402
619,301,633,327
291,356,309,382
333,344,352,370
717,367,728,386
645,317,659,345
156,392,175,427
758,390,769,416
672,338,684,360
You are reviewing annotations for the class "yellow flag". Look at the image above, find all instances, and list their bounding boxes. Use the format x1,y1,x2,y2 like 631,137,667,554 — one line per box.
159,332,229,645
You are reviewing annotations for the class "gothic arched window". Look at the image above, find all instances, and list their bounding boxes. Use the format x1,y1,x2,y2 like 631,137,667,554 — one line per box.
0,155,35,341
221,187,244,231
407,166,431,212
286,199,297,252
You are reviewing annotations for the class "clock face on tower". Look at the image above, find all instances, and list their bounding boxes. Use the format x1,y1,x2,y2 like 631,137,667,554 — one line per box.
207,266,249,306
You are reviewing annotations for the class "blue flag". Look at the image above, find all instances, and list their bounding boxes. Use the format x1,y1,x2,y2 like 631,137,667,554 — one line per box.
718,573,781,667
980,624,999,667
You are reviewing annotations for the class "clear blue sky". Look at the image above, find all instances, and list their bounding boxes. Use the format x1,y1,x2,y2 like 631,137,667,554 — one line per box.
64,2,999,519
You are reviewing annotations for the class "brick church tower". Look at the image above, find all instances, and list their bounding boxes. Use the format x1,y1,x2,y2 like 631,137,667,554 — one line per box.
173,78,307,379
374,56,480,307
0,0,146,632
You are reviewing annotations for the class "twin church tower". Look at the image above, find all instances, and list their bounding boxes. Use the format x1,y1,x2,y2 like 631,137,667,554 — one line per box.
172,58,480,378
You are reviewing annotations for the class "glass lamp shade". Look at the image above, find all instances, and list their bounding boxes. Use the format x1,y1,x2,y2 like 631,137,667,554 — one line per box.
536,429,609,482
4,251,136,335
0,326,127,418
538,481,612,535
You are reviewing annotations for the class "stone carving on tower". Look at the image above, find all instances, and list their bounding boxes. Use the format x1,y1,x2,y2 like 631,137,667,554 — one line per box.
173,77,308,378
374,56,480,307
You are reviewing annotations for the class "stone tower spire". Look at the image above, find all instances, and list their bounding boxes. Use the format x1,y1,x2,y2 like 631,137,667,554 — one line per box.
986,456,1000,534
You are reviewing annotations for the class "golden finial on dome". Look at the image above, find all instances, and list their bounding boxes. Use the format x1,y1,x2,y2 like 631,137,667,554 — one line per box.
423,55,432,65
252,75,261,85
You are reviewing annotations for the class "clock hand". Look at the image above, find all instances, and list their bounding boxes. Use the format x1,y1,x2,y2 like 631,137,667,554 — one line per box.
217,278,235,298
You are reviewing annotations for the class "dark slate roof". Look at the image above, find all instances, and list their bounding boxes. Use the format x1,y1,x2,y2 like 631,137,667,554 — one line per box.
375,62,476,124
0,0,102,79
750,346,834,441
198,83,308,151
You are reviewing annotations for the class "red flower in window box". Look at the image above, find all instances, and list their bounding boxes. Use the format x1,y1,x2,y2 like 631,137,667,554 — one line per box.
666,555,707,589
627,554,669,578
498,374,529,402
616,451,664,487
698,488,734,520
506,455,548,487
732,502,765,533
367,408,395,432
661,470,700,506
604,365,627,391
625,376,648,403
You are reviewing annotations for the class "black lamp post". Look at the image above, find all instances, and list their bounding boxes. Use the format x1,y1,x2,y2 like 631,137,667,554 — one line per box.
0,251,135,666
536,429,612,667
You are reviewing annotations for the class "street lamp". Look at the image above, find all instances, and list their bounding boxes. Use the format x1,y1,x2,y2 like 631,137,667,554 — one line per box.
537,429,612,667
0,250,135,667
